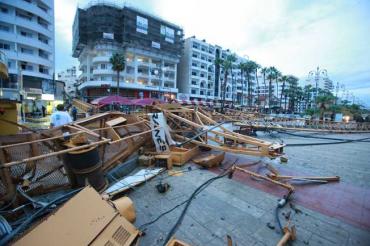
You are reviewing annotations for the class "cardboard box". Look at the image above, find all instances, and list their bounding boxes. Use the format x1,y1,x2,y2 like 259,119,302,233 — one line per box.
14,187,139,246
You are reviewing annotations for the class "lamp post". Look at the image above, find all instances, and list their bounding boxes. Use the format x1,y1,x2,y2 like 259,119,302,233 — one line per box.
308,66,328,108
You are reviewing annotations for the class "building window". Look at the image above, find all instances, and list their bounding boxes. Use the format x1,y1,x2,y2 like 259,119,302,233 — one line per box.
37,3,48,13
21,47,33,54
0,7,8,13
0,43,10,50
21,30,33,38
39,49,48,59
0,24,9,32
39,65,49,74
136,16,148,34
37,17,48,29
21,63,33,71
16,11,33,21
191,80,197,85
192,62,197,67
192,71,197,76
191,89,196,94
160,25,174,43
38,34,48,44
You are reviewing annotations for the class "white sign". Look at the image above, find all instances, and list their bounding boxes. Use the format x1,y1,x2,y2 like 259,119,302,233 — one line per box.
41,94,54,100
148,113,175,152
149,113,169,152
103,32,114,39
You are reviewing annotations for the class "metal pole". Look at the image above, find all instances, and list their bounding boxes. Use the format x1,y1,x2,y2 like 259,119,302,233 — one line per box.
176,121,229,147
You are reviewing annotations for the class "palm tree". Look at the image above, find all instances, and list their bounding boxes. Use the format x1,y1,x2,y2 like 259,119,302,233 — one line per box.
285,76,299,112
110,53,126,97
215,54,236,112
238,62,247,106
266,67,275,111
261,67,268,110
242,60,258,107
303,84,313,110
279,75,289,109
254,63,261,108
316,92,335,120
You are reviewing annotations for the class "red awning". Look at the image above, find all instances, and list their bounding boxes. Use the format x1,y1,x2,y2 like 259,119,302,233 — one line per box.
131,98,164,106
91,96,133,106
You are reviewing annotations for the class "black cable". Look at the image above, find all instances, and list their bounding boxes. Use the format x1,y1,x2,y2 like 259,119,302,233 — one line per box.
138,169,225,231
0,188,82,245
277,130,370,142
275,191,293,234
286,137,370,147
162,168,232,245
275,206,283,232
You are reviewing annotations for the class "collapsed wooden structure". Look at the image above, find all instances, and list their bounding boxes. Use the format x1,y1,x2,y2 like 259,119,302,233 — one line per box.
0,112,151,203
153,104,285,158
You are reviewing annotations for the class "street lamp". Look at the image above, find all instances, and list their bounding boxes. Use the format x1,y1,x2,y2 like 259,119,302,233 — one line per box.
308,66,328,107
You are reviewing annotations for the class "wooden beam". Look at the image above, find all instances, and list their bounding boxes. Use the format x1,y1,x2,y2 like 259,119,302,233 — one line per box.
0,139,110,168
234,166,294,192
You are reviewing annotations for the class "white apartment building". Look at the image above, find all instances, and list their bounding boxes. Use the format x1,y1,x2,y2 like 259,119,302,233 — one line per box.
177,37,216,101
0,0,55,99
177,37,248,105
305,76,334,92
57,66,77,97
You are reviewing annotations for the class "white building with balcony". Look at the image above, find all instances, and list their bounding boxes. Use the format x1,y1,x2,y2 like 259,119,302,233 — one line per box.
177,37,248,105
177,37,216,102
57,66,77,97
72,3,183,101
0,0,55,99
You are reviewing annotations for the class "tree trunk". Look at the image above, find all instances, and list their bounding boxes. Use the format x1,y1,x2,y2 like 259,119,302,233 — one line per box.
263,73,266,111
221,71,228,113
240,70,244,106
284,95,287,112
247,73,250,107
275,79,279,109
280,81,285,109
116,71,120,97
231,71,235,107
268,78,272,111
255,69,259,109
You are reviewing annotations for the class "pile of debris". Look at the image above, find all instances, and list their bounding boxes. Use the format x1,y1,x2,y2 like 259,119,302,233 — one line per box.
0,105,342,245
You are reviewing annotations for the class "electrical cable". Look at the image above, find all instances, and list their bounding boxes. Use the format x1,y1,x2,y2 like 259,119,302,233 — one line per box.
138,167,232,245
277,130,370,142
275,191,293,234
274,130,370,146
286,137,370,147
0,188,82,245
162,168,233,246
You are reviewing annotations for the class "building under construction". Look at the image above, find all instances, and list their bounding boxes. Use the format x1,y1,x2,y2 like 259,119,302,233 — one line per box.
72,2,184,101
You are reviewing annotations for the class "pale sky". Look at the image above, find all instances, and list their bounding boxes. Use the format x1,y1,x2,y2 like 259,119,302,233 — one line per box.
55,0,370,106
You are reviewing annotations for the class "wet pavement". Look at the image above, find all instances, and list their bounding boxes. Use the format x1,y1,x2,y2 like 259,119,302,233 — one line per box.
126,132,370,245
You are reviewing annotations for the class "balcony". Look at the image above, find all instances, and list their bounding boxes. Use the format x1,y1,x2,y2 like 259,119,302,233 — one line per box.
3,0,53,23
78,80,178,93
92,55,110,64
17,52,53,67
92,69,114,76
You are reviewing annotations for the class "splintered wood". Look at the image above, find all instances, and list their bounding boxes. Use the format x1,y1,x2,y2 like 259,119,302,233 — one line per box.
154,104,285,158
